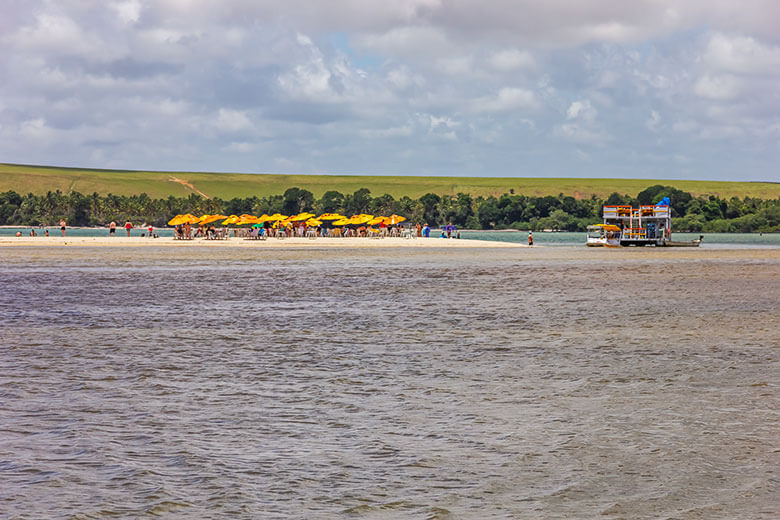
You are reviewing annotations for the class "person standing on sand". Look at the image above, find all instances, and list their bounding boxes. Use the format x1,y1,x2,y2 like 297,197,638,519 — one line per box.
416,223,422,237
125,221,132,237
59,219,66,237
109,221,116,236
528,231,533,246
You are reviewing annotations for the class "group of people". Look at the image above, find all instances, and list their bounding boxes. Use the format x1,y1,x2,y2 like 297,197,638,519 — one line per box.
108,221,157,238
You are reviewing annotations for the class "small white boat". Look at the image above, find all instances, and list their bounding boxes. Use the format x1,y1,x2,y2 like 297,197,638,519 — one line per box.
586,224,621,247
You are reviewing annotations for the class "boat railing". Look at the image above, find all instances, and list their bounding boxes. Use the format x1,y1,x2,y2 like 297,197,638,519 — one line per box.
603,205,632,218
637,205,670,217
624,227,647,239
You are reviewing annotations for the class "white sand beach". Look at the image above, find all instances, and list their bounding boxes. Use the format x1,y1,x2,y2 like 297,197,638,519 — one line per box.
0,235,525,248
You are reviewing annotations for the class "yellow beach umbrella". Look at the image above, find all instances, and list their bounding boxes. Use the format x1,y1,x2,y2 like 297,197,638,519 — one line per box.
332,218,351,226
235,215,260,225
289,212,316,222
167,214,186,226
222,215,240,225
305,219,323,227
388,214,406,224
182,214,201,224
367,217,385,226
317,213,345,221
265,213,289,222
349,214,373,225
200,214,228,225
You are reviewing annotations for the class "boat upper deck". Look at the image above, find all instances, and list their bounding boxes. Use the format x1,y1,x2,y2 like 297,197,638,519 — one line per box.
602,205,670,219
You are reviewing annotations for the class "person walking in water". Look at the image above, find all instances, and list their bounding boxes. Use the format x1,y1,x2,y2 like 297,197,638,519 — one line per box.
109,221,117,236
528,231,533,246
125,220,133,237
59,219,66,237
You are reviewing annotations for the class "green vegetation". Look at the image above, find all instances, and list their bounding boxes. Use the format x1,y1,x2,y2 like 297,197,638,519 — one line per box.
1,162,778,200
1,184,778,233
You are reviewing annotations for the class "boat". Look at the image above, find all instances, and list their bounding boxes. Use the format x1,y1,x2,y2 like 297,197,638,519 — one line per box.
586,224,621,247
588,203,703,247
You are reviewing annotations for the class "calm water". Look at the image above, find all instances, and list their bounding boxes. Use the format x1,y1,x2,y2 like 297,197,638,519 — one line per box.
4,227,780,248
0,246,778,519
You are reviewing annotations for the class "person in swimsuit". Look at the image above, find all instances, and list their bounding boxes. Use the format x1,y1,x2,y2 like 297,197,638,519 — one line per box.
109,221,117,236
125,221,132,237
59,219,66,237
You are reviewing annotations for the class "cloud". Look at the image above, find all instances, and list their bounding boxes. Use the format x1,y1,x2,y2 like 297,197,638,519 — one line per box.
488,49,535,71
693,74,741,100
554,100,611,144
473,88,538,113
0,0,777,180
703,33,780,75
214,108,255,134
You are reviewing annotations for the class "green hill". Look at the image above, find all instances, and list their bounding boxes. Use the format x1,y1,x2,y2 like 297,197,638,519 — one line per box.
1,162,777,200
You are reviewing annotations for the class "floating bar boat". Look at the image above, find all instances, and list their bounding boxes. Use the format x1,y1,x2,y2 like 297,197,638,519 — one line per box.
587,204,703,247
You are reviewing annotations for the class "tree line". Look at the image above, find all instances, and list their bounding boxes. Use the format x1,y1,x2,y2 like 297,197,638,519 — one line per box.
1,184,778,232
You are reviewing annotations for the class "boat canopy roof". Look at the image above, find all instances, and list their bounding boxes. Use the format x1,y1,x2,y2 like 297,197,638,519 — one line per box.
589,224,621,231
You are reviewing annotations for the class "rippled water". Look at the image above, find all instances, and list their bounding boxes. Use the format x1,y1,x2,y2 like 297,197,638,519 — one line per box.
1,246,778,519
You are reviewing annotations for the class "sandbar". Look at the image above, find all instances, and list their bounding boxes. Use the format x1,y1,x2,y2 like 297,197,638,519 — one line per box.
0,236,525,248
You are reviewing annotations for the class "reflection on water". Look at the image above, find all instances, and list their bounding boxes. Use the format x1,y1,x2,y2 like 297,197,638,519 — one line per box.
0,246,778,519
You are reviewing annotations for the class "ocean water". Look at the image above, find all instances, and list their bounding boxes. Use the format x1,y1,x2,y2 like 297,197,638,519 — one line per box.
2,227,779,248
0,246,778,519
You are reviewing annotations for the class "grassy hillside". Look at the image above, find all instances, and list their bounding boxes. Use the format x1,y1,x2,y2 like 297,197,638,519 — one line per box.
1,163,777,200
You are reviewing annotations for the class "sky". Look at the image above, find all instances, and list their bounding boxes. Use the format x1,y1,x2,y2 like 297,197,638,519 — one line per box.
1,1,778,181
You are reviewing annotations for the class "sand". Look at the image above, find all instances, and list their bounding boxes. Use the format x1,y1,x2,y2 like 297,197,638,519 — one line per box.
0,236,525,248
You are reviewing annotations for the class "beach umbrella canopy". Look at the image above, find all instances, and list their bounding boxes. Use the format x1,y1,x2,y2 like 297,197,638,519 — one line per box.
349,214,373,225
264,213,289,222
305,219,323,227
168,214,186,226
318,213,345,221
236,215,261,225
289,212,316,222
332,218,351,226
367,217,386,226
181,214,200,224
388,214,406,224
200,214,227,225
222,215,240,225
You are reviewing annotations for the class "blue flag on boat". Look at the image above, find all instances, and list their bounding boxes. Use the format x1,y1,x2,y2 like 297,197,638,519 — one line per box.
655,196,670,206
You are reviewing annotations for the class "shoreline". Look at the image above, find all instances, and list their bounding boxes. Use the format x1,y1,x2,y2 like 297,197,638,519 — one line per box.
0,236,526,248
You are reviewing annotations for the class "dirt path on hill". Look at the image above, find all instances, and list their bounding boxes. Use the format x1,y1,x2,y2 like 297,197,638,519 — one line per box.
168,177,210,199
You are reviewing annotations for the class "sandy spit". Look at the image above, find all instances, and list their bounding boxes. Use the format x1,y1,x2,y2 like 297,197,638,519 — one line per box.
0,236,525,248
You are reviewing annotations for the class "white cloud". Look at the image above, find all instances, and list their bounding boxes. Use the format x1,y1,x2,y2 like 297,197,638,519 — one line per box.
488,49,534,71
473,88,538,113
215,109,254,133
0,0,778,180
224,141,256,152
361,124,414,138
693,74,741,100
112,0,142,24
646,110,661,131
703,33,780,75
566,100,596,122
